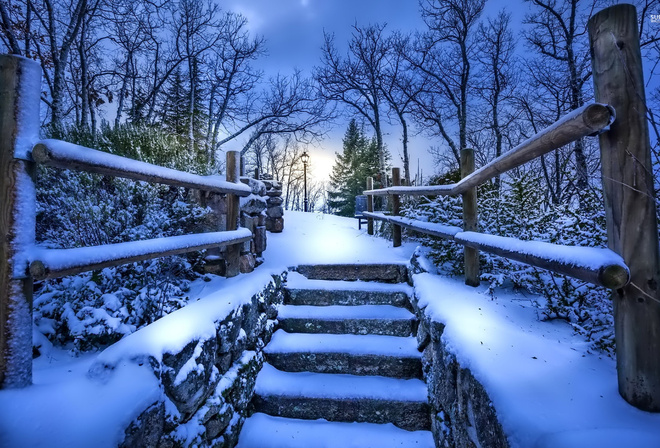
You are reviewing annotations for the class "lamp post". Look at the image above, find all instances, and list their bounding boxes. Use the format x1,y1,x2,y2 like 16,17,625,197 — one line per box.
301,151,309,212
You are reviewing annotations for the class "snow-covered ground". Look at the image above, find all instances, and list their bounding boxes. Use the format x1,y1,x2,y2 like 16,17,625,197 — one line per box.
1,211,659,447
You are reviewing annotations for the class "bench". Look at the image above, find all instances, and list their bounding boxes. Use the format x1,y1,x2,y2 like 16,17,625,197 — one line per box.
355,195,369,230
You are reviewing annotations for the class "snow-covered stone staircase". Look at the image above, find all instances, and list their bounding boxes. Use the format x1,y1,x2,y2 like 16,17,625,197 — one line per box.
238,264,434,448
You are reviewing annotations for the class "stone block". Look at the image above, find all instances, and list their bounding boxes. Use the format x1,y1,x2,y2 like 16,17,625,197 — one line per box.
120,402,165,448
240,195,267,215
261,179,282,190
266,217,284,233
162,338,218,419
239,253,256,273
241,213,259,232
257,213,266,227
217,311,242,354
221,354,262,414
266,196,283,206
266,205,284,219
240,177,267,196
254,226,267,255
204,407,233,441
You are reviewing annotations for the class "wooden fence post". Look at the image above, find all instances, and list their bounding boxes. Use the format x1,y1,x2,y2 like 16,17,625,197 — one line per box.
225,151,241,277
366,177,374,236
392,168,402,247
589,4,660,411
0,55,40,388
461,148,479,287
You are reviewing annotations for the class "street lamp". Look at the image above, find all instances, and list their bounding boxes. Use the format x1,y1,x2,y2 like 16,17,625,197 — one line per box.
301,151,310,212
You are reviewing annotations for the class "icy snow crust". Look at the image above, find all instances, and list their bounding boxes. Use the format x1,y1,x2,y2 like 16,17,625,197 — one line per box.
256,363,427,401
238,413,435,448
413,272,660,448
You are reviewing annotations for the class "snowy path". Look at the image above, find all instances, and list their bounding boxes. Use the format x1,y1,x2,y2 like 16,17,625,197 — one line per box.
2,211,659,447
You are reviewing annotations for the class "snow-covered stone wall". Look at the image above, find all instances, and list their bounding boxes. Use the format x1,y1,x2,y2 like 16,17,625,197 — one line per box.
408,254,509,448
89,272,285,448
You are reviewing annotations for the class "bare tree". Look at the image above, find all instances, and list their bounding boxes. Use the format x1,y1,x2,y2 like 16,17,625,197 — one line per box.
216,71,329,157
408,0,486,167
27,0,90,128
382,31,425,184
316,24,389,183
524,0,597,204
475,10,519,193
205,12,263,159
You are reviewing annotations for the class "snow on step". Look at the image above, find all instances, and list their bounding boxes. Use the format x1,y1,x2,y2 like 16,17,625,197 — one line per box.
264,330,420,357
277,304,414,321
255,363,427,401
286,271,413,294
237,413,435,448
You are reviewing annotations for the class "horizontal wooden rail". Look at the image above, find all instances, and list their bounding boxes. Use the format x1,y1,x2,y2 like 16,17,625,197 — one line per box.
365,103,614,197
32,140,252,196
365,213,629,289
363,212,462,240
26,228,252,280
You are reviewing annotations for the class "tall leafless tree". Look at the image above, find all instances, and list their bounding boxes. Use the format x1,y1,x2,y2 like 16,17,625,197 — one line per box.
407,0,486,167
524,0,597,205
316,24,389,184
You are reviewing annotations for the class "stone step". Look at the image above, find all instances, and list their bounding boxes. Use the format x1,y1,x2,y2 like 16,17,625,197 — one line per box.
284,272,412,307
277,304,416,336
252,364,430,431
237,413,435,448
294,263,408,283
264,330,422,378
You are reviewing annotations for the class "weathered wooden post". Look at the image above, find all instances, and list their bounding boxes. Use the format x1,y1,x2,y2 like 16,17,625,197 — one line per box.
0,55,41,388
589,4,660,411
461,148,479,287
392,168,402,247
366,177,374,236
225,151,241,277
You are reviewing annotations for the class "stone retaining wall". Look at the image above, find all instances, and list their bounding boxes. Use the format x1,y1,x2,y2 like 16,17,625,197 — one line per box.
97,273,286,448
408,253,509,448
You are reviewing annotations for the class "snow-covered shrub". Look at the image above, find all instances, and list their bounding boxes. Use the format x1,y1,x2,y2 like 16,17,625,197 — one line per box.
33,125,213,353
403,171,615,354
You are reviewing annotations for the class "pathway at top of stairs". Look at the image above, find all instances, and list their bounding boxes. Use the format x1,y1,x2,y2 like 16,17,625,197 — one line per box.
237,263,434,448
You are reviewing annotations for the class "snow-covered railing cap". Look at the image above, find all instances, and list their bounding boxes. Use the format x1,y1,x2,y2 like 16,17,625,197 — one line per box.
364,213,629,289
364,103,615,197
31,139,252,197
455,232,630,290
26,229,253,281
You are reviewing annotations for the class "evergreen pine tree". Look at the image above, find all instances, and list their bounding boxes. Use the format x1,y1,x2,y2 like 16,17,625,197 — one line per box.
328,119,382,216
162,68,189,136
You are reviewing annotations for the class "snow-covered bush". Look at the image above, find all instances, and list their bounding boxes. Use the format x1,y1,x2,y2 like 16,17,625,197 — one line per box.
403,171,616,354
33,125,213,354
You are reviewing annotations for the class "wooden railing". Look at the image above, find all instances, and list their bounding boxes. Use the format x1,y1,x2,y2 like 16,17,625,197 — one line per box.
365,5,660,412
0,54,252,388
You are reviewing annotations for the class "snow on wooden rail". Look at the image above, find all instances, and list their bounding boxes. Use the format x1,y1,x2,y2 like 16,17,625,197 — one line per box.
363,212,461,240
365,103,615,197
364,212,629,289
31,139,252,196
26,229,253,280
